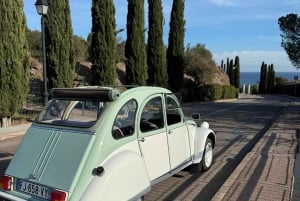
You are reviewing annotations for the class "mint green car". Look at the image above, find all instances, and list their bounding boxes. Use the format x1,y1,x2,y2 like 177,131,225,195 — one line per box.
0,86,215,201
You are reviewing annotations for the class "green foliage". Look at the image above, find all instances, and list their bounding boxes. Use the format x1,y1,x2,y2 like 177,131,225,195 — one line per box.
223,85,239,99
27,29,88,63
234,56,240,88
167,0,185,92
278,13,300,69
228,59,234,85
26,29,42,61
267,64,275,92
147,0,168,87
275,76,288,84
0,1,30,117
209,85,223,100
125,0,147,85
226,58,230,75
220,60,225,72
45,0,75,89
223,56,240,88
116,38,126,63
184,44,216,85
251,85,259,94
73,35,88,62
182,81,238,102
91,0,117,85
259,62,275,93
181,79,199,102
259,62,267,93
202,85,238,101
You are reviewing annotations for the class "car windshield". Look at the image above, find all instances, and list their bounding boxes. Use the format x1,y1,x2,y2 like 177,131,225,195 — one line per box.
36,99,106,128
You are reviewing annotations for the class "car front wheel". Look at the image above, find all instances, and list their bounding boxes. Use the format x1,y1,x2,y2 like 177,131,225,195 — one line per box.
202,138,213,171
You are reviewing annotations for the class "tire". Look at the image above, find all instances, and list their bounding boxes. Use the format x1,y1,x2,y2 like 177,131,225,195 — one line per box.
202,138,213,171
136,196,144,201
189,138,214,173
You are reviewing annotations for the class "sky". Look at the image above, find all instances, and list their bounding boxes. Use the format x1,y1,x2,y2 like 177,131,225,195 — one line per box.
24,0,300,72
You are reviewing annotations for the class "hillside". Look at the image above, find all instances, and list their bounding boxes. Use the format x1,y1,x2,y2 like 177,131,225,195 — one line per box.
73,62,230,86
30,60,230,87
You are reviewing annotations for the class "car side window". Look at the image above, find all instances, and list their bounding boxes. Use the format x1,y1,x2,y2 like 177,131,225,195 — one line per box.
140,97,164,132
112,99,137,139
166,96,182,125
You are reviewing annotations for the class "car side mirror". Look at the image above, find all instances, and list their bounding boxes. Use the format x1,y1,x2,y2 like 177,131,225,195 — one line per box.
191,113,200,120
191,113,201,127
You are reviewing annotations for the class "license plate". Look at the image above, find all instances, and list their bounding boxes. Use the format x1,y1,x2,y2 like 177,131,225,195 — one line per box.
16,179,51,200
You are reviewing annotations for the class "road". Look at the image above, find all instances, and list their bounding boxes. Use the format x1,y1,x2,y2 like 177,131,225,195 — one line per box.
0,133,24,175
0,95,293,200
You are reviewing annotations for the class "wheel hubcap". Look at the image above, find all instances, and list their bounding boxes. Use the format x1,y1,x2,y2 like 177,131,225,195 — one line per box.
205,143,213,167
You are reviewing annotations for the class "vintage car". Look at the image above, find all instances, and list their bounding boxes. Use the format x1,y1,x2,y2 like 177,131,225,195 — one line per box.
0,86,215,201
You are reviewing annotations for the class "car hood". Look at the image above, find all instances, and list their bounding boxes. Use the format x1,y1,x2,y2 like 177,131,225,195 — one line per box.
5,125,95,191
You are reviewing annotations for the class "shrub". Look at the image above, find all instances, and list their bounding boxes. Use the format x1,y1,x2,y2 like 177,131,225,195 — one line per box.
200,85,238,101
223,85,239,99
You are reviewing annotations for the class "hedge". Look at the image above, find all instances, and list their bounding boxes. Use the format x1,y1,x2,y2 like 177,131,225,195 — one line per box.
181,82,239,102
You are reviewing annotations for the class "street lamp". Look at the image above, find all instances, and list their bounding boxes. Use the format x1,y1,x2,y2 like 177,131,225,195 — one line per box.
35,0,48,105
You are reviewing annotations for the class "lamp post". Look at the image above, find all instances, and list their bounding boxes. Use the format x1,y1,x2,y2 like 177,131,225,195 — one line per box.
35,0,48,105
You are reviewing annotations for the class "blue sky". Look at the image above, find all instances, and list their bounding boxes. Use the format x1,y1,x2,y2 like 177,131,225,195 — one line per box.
24,0,299,72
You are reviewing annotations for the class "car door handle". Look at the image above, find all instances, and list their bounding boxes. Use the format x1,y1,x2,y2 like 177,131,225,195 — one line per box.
138,137,145,142
168,130,173,134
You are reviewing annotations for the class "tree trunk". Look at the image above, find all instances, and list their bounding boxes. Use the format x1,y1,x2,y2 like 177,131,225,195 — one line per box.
1,117,11,128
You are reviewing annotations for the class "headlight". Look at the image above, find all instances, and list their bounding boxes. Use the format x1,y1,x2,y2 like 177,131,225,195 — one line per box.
200,121,209,129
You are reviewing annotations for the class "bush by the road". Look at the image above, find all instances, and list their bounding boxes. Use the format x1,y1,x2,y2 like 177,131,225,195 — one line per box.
205,85,238,101
181,81,238,102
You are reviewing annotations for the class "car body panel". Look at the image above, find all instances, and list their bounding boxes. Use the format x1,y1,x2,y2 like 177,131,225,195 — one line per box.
138,128,170,181
5,125,95,192
167,125,192,169
79,140,150,201
193,126,215,163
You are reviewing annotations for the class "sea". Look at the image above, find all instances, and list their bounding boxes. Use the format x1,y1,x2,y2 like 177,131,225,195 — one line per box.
240,72,300,87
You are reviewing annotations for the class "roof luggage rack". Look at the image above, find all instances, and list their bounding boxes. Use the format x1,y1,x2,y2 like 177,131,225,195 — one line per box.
51,87,120,101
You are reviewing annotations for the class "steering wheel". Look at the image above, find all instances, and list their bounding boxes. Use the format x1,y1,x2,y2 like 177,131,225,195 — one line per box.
112,126,124,139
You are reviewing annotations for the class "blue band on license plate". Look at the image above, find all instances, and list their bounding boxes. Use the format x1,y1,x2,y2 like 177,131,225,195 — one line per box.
16,179,51,200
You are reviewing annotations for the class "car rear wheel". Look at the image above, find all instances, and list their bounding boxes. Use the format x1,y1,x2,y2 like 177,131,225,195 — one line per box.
202,138,213,171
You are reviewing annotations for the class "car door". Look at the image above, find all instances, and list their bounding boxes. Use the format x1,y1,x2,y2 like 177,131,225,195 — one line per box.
165,95,192,170
138,95,170,181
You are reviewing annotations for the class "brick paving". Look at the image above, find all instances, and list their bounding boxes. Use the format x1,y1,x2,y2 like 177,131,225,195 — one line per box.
212,101,300,201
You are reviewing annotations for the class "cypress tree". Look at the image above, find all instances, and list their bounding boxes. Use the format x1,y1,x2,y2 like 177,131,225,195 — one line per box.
45,0,74,89
263,63,268,93
125,0,147,85
259,62,265,93
229,59,234,86
267,65,271,92
259,62,268,93
147,0,168,87
226,57,230,75
267,64,275,92
0,1,30,126
167,0,185,92
271,65,275,89
91,0,117,85
234,56,240,88
220,60,224,71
